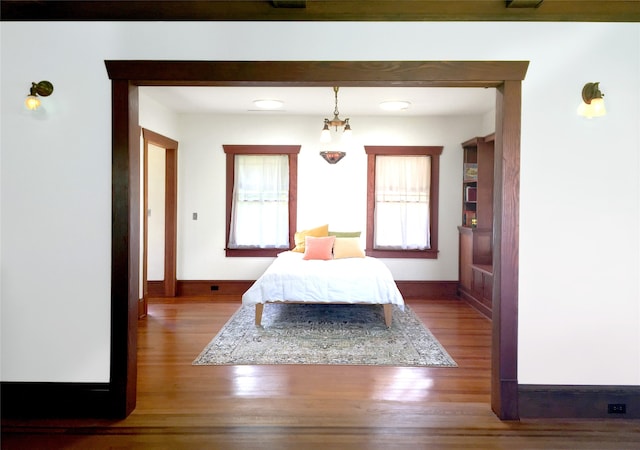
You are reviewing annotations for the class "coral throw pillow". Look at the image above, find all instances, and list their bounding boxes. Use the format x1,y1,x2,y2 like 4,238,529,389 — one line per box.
302,236,336,260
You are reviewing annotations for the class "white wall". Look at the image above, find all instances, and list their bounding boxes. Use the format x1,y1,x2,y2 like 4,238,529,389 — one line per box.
146,144,166,281
1,22,638,386
166,113,482,281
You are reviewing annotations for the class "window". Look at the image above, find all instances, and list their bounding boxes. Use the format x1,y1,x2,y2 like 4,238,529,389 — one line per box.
223,145,300,257
365,146,443,259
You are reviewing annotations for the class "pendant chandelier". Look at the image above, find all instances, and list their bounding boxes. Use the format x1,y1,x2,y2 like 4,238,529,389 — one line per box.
320,86,352,164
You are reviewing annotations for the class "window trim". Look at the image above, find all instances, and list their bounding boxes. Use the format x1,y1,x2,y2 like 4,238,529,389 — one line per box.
364,145,443,259
223,145,300,257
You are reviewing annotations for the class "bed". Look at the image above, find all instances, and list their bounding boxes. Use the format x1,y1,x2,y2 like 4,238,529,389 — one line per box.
242,250,405,327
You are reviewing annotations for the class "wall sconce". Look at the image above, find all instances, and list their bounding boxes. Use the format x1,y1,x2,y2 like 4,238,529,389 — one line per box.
319,151,346,164
578,82,606,118
25,80,54,110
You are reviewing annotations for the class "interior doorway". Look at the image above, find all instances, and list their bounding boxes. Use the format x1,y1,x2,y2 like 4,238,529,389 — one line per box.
106,60,527,420
141,128,178,315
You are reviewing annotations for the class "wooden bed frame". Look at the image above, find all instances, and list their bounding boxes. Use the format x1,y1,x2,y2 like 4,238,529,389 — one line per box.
254,302,394,328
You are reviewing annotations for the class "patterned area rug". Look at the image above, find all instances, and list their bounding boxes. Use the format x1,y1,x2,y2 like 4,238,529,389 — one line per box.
193,303,457,367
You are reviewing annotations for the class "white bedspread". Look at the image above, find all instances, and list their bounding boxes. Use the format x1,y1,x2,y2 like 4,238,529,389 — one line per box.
242,251,404,309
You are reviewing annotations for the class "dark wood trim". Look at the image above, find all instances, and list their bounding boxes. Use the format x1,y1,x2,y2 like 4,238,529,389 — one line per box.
110,80,139,418
366,249,439,259
519,385,640,419
491,80,521,420
222,145,301,155
164,147,178,296
137,297,147,319
141,136,163,301
146,280,165,297
141,128,179,298
105,61,529,86
458,285,492,319
506,0,544,8
176,280,255,297
142,128,179,149
364,146,444,156
224,248,291,258
395,281,459,300
223,145,301,256
105,60,528,421
142,134,149,300
0,382,114,418
364,145,443,259
3,1,639,22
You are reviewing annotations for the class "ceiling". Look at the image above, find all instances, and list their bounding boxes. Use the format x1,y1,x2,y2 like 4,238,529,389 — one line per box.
141,86,496,117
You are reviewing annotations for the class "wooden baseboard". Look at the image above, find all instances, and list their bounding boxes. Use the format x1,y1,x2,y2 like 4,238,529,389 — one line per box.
176,280,254,297
458,286,492,319
172,280,458,300
0,382,120,418
519,384,640,419
138,297,147,318
395,281,458,299
146,280,165,297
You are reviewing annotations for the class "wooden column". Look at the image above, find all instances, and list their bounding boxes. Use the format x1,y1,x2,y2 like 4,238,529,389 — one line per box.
491,79,521,420
111,79,140,417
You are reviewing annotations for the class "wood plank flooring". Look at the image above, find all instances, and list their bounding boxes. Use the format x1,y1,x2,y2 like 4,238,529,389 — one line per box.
2,298,639,449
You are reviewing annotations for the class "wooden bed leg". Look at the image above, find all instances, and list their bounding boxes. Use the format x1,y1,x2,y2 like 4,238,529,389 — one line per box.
383,304,392,328
255,304,264,326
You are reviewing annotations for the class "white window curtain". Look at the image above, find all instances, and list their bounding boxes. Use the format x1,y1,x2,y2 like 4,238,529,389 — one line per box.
374,155,431,250
228,155,289,249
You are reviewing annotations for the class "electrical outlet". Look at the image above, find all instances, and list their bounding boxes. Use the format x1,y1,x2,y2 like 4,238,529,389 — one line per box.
607,403,626,414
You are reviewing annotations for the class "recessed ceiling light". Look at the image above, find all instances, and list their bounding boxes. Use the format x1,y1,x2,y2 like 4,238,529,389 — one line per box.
379,100,411,111
253,99,284,110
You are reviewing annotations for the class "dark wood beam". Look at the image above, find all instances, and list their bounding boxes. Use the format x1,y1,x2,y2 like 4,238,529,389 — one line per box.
2,1,639,22
506,0,544,8
271,0,307,7
105,60,529,87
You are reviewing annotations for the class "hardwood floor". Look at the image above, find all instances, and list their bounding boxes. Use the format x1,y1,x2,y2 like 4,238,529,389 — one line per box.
2,298,639,449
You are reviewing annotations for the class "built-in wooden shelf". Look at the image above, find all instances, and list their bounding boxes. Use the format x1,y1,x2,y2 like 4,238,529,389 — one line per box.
458,134,494,319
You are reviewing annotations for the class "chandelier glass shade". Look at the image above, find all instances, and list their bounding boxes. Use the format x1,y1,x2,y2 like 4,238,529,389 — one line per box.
319,150,346,164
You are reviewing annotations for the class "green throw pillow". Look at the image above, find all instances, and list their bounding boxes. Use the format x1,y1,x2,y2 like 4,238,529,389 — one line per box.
328,230,361,238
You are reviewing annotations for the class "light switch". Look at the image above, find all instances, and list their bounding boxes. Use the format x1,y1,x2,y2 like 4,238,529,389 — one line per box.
192,212,198,220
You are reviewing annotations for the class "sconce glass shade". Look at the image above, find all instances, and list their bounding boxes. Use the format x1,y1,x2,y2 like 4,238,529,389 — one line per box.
25,95,41,110
578,82,606,118
578,97,606,118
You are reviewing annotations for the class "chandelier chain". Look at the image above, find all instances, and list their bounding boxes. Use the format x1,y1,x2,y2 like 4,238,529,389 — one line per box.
333,86,340,117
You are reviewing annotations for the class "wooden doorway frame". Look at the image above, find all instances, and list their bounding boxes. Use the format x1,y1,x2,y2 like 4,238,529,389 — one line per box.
105,60,528,420
141,128,178,307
